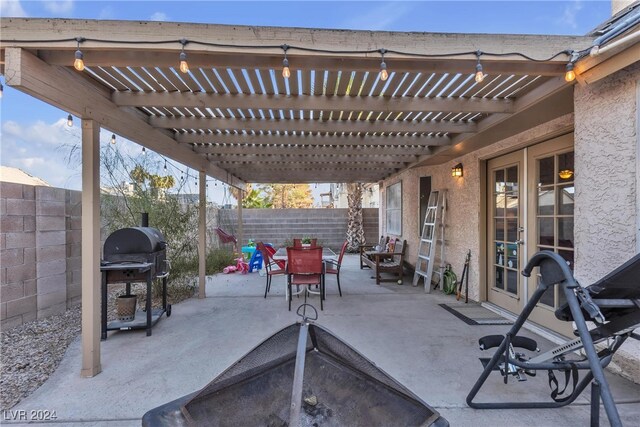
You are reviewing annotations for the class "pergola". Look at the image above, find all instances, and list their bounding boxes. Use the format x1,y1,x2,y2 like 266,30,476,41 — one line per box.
1,18,601,377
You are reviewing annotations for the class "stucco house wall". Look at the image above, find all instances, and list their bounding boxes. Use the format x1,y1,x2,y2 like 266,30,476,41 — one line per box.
573,61,640,383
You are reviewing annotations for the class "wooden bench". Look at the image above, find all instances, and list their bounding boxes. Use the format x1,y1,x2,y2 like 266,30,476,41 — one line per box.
361,238,406,285
359,236,388,269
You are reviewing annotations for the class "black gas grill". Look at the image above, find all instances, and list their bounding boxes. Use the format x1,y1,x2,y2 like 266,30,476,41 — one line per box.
101,222,171,340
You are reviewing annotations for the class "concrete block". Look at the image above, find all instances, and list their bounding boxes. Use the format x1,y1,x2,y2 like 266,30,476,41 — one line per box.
6,199,35,216
22,310,37,323
67,243,81,258
37,245,66,262
37,273,66,294
68,217,82,230
38,302,67,319
0,248,24,267
66,256,81,271
1,315,24,330
68,190,82,205
35,200,65,216
37,259,66,278
67,295,81,307
69,202,82,217
23,215,36,232
71,269,82,285
66,230,81,244
36,215,66,231
24,279,37,296
1,215,24,233
37,290,66,310
1,282,24,301
67,281,81,299
22,185,35,200
1,182,23,199
5,263,36,284
0,198,6,215
0,302,6,320
5,232,36,249
36,230,66,247
0,234,5,250
36,186,66,202
24,247,35,264
6,295,36,317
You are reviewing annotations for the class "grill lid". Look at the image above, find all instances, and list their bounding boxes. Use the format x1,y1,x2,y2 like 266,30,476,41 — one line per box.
104,227,166,256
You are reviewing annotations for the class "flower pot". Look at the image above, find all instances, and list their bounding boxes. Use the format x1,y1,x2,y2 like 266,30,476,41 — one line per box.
116,295,137,322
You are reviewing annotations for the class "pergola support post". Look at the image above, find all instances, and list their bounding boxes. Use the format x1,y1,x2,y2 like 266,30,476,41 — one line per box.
237,191,244,253
80,119,102,377
198,171,206,299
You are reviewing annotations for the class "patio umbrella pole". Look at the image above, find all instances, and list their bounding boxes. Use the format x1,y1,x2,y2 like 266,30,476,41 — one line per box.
289,322,309,426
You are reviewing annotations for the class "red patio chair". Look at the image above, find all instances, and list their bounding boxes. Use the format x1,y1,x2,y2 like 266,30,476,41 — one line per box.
325,240,347,297
286,246,324,311
215,227,238,253
257,242,286,298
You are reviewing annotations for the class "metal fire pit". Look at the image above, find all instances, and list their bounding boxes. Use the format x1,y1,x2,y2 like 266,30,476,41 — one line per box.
143,306,448,426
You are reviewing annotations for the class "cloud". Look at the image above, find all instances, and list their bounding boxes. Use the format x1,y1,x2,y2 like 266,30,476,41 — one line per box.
340,2,412,31
149,11,168,21
41,0,74,14
557,0,583,30
98,6,114,19
0,0,28,17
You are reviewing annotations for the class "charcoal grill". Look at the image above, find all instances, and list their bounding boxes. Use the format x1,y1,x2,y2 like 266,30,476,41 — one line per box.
101,221,171,339
143,305,449,426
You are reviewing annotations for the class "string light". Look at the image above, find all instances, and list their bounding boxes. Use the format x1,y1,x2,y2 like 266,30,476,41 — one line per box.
0,82,3,99
474,51,485,83
142,146,146,155
73,37,85,71
110,133,116,144
564,62,576,82
179,39,189,73
281,44,290,79
163,159,167,171
379,49,388,81
67,114,73,127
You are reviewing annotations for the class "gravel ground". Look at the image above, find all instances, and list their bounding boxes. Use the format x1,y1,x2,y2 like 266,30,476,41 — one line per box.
0,280,196,410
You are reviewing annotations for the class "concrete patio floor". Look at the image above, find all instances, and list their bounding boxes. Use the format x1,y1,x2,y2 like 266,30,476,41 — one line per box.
7,255,640,426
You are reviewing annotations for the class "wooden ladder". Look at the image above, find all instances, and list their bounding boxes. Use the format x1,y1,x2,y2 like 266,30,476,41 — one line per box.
412,189,447,293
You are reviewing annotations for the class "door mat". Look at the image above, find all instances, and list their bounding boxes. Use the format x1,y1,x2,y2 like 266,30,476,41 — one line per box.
439,303,513,325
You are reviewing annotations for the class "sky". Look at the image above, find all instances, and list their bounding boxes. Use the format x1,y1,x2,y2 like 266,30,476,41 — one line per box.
0,0,611,205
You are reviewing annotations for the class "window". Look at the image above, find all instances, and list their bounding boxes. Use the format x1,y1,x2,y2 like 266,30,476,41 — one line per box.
386,181,402,235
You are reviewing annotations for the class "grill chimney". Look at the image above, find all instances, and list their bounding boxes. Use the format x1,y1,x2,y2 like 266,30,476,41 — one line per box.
141,212,149,227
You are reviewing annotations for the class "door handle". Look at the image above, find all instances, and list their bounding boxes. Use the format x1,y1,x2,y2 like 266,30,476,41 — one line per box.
515,239,525,245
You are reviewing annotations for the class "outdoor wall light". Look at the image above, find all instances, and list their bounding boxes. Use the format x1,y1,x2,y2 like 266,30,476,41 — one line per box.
67,114,73,127
558,169,574,179
451,163,463,178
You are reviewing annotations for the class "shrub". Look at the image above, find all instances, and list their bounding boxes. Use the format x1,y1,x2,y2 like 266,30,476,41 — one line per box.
206,249,237,274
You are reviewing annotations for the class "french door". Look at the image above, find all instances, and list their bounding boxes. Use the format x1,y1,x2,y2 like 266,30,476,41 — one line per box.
487,134,574,336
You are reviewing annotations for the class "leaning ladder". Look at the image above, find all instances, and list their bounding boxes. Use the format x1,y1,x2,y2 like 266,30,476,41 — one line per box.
412,189,447,293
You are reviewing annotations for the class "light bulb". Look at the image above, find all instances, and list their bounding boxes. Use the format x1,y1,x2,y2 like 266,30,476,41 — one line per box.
475,70,485,83
142,147,146,155
74,49,85,71
282,58,290,79
67,114,73,127
110,134,116,144
0,83,3,99
564,63,576,82
380,62,388,81
179,51,189,73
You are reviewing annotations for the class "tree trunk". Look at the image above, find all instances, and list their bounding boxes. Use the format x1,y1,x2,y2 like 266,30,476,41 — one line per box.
346,183,365,252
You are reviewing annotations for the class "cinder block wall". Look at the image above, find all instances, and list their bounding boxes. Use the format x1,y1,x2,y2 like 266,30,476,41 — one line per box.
217,208,379,251
1,183,81,329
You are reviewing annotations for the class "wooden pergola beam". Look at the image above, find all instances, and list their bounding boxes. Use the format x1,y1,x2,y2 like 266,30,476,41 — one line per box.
207,153,419,163
3,47,245,189
113,92,515,114
178,132,450,147
150,116,475,134
194,144,430,156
